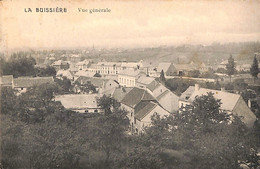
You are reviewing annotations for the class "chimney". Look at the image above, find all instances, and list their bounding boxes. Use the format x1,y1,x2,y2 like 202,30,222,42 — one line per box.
221,87,225,92
248,99,251,108
195,84,200,91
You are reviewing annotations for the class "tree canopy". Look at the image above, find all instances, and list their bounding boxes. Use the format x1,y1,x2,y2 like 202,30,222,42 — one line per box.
226,54,236,82
250,55,259,80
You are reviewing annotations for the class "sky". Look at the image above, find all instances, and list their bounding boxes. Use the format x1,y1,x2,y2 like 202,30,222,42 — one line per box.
1,0,260,51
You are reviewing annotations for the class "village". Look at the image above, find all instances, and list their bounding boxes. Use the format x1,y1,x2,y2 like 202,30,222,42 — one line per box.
1,49,259,134
1,0,260,167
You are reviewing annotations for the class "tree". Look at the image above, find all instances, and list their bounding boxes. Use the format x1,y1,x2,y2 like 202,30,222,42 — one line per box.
127,93,258,169
226,54,236,82
94,95,129,168
1,53,37,77
55,77,72,94
159,70,166,85
37,66,56,77
250,55,259,82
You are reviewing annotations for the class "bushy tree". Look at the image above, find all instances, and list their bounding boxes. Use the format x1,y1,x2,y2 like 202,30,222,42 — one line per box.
36,66,56,77
125,93,258,169
92,95,129,168
1,53,37,77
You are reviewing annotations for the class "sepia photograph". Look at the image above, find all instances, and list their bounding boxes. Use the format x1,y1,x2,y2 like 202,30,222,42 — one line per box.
0,0,260,168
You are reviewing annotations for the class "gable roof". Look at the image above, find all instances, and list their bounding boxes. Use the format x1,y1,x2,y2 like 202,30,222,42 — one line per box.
74,70,95,78
137,76,155,85
174,64,195,71
56,70,73,77
157,62,172,73
184,86,241,111
179,86,195,101
118,69,144,77
76,60,91,66
0,75,13,85
156,90,170,100
55,94,99,110
112,87,133,102
52,60,69,66
13,77,54,88
121,87,155,108
134,101,157,121
146,80,160,91
75,76,109,88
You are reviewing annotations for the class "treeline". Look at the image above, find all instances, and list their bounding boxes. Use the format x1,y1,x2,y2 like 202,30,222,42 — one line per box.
1,84,259,169
0,52,56,77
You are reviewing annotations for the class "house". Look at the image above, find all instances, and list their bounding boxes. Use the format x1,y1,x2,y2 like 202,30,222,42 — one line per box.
13,76,54,93
120,60,143,71
95,62,121,75
157,62,177,76
75,59,92,70
142,62,158,77
118,69,146,87
190,61,208,72
67,54,81,63
55,94,102,113
74,70,96,79
51,60,70,70
0,75,13,87
136,76,156,88
147,81,179,113
74,76,109,92
179,84,256,127
99,79,120,95
133,101,169,133
236,64,251,72
174,64,196,76
120,87,169,134
111,87,133,102
56,70,74,80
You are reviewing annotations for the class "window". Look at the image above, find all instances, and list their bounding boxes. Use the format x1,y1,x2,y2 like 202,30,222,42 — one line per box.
94,109,98,113
131,112,133,117
85,110,89,113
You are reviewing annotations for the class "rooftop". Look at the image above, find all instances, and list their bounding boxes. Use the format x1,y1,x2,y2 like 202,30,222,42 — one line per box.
0,75,13,85
134,101,157,121
180,85,241,111
121,87,155,108
157,62,172,72
55,94,99,110
13,77,54,88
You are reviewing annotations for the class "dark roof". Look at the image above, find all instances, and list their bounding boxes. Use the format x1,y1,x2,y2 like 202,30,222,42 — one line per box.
13,77,54,88
112,87,133,102
156,90,170,100
0,75,13,85
134,101,157,120
76,76,109,88
121,87,155,108
146,80,160,91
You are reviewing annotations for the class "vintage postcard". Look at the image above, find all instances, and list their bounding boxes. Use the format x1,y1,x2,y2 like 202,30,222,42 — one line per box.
0,0,260,168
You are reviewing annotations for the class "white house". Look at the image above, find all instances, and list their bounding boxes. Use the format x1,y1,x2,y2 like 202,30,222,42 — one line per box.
117,69,146,87
120,87,169,134
147,81,179,113
13,76,54,93
179,84,256,127
55,94,103,113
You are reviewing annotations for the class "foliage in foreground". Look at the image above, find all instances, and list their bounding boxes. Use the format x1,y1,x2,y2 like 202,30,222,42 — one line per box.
1,85,259,169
